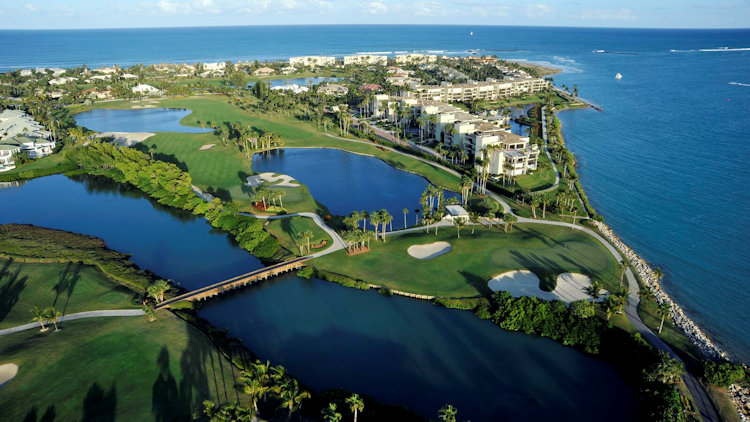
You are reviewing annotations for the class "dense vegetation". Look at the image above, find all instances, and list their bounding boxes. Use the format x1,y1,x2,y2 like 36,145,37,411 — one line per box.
64,141,284,260
0,223,155,292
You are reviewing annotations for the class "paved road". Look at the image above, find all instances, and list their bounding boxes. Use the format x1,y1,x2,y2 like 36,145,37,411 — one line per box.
243,211,347,258
535,106,561,194
0,309,144,336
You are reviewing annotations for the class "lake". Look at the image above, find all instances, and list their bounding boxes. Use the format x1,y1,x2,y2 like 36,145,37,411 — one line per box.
0,174,636,421
252,148,459,226
249,76,343,89
74,108,212,134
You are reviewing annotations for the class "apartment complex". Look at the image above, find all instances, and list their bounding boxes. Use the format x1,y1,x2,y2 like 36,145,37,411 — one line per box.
407,78,549,103
0,110,55,172
343,55,388,66
395,53,438,64
289,56,336,67
370,96,538,178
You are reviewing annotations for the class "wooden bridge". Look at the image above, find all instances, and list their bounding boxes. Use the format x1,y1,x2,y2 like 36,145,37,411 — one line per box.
157,257,309,309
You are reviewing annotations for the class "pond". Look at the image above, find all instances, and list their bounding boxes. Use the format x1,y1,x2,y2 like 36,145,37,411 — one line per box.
252,148,459,227
0,175,637,421
74,108,212,133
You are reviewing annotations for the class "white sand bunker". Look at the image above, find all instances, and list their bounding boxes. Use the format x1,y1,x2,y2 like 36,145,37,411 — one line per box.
131,105,156,109
199,144,216,150
408,241,452,260
97,132,154,147
488,270,556,300
0,363,18,388
488,271,606,303
554,273,606,303
259,172,299,187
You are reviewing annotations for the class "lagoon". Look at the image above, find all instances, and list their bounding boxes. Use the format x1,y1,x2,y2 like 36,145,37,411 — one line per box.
0,174,636,421
252,148,458,225
74,108,212,134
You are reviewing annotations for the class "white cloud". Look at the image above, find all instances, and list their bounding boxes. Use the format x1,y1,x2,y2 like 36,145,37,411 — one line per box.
150,0,222,15
359,1,387,14
577,7,637,21
525,4,553,18
411,1,450,16
24,3,38,12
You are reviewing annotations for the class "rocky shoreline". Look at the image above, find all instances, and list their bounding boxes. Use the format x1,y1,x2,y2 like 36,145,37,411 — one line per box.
729,384,750,421
590,220,728,360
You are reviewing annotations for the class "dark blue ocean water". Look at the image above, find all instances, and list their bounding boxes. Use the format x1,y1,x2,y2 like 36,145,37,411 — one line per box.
1,25,748,361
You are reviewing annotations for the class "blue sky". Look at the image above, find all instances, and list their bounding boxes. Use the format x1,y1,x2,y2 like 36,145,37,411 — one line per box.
1,0,748,29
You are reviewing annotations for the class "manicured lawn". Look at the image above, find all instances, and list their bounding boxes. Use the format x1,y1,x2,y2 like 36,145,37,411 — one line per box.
0,153,74,180
0,259,139,329
637,293,703,365
0,313,243,421
312,223,619,298
514,153,557,191
264,216,333,256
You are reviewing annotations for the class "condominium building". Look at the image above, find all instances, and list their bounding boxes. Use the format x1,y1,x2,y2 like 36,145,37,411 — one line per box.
395,54,438,64
408,78,549,103
0,110,50,140
343,55,387,66
288,56,336,67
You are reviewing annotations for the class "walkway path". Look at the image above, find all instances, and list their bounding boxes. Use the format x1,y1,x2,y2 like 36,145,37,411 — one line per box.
0,309,144,337
535,106,561,194
242,211,347,258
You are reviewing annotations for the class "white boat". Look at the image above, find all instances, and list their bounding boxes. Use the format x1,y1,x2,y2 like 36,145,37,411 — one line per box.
615,73,623,80
593,50,605,53
470,31,474,36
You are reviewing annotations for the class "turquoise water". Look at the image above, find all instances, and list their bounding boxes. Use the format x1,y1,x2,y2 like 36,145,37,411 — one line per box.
0,175,636,421
1,25,748,360
252,148,458,226
74,108,212,133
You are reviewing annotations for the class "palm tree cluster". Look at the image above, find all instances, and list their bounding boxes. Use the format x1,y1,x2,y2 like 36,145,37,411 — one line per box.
212,121,285,157
29,306,63,332
251,187,286,212
342,209,393,253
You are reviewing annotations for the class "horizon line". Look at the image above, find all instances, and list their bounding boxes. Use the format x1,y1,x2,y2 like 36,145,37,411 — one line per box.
1,23,749,31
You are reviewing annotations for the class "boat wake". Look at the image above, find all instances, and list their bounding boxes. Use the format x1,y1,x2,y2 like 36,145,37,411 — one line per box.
670,47,750,52
729,81,750,87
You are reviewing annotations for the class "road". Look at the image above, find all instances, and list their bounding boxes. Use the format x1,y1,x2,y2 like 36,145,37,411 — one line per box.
0,309,144,337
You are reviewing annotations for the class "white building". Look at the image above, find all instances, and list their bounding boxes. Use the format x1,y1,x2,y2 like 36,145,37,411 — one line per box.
131,83,160,95
317,83,349,97
49,77,78,86
94,66,119,74
85,75,111,83
271,84,309,95
121,73,138,79
289,56,336,67
0,144,20,172
395,54,438,64
408,78,550,103
253,67,275,76
0,110,51,140
444,205,470,221
343,55,387,66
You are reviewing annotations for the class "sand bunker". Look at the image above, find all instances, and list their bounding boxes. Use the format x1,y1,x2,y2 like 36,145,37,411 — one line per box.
488,271,605,303
0,363,18,388
259,172,300,187
199,144,216,150
407,241,452,260
554,273,605,303
131,105,156,109
97,132,154,147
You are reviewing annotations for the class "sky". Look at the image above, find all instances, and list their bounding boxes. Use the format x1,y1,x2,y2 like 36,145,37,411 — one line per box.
0,0,748,30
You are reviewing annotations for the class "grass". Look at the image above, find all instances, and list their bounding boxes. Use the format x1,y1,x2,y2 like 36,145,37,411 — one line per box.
0,259,139,329
0,313,243,421
72,95,461,216
514,153,557,191
312,223,620,298
637,292,703,366
0,153,66,175
264,216,333,256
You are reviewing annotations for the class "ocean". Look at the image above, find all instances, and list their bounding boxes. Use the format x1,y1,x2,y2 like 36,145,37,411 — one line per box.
1,25,748,362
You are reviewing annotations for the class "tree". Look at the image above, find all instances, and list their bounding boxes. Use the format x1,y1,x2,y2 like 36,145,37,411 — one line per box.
298,230,314,254
240,374,268,416
502,213,517,233
646,351,685,385
229,71,247,92
619,259,628,287
278,379,310,420
147,279,171,303
30,306,48,332
402,208,409,229
322,403,342,422
43,306,62,332
658,302,671,334
379,209,392,241
143,305,157,322
345,394,365,422
570,300,595,319
530,195,541,219
453,218,465,238
469,212,480,234
438,404,457,422
585,279,603,302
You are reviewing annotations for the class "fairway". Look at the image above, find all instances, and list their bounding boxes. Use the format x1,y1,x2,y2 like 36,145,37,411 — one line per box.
0,313,243,421
312,223,620,298
264,216,333,256
0,259,139,329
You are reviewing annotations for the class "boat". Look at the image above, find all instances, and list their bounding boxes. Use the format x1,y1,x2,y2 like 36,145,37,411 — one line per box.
615,73,623,80
470,31,474,36
593,50,605,53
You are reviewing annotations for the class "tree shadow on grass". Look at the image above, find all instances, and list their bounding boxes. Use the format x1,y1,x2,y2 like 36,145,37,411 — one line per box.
458,270,493,297
133,143,189,172
0,260,27,324
81,382,117,422
22,405,56,422
205,187,232,202
52,262,82,316
509,250,562,292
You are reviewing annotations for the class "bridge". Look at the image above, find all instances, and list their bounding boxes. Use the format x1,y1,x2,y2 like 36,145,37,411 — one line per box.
157,257,309,309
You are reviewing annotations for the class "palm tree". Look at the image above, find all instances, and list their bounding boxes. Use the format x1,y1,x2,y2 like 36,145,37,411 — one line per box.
345,394,365,422
240,374,268,416
585,280,603,302
415,208,420,226
278,379,310,420
30,306,48,332
654,267,663,283
502,213,517,233
646,351,685,385
379,209,393,241
438,405,458,422
657,302,671,334
44,306,62,332
453,218,465,238
469,212,480,234
322,403,342,422
530,196,541,219
146,280,171,303
619,259,627,287
297,230,314,254
369,212,380,238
